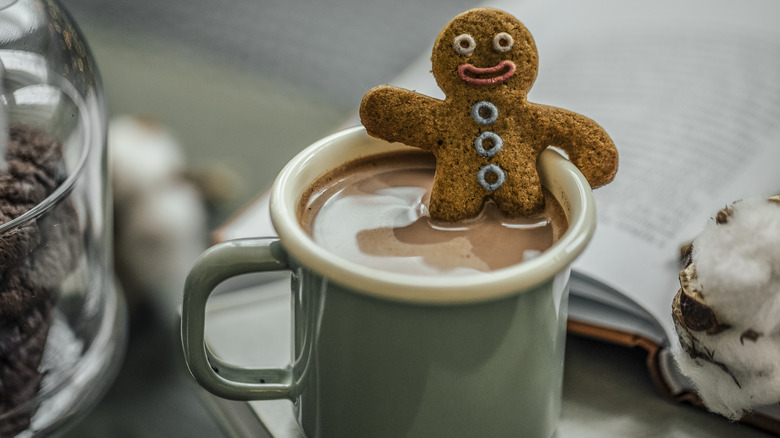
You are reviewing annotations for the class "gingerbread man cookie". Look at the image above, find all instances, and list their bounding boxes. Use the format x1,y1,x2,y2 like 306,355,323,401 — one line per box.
360,8,618,221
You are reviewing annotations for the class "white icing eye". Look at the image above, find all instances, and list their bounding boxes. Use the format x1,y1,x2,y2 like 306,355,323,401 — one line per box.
453,34,476,55
493,32,514,52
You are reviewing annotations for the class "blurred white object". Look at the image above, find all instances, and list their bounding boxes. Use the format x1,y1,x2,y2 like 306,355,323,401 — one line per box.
109,115,208,318
672,195,780,420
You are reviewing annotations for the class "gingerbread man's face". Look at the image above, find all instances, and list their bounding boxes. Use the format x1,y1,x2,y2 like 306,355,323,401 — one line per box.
431,8,538,98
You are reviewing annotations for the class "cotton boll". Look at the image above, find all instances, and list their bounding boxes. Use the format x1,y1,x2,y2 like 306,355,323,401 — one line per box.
672,195,780,420
109,115,208,322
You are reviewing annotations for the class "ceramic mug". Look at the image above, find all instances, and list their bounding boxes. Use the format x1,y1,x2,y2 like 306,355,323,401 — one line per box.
181,126,596,437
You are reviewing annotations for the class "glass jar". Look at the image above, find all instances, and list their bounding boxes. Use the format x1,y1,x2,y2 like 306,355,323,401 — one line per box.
0,0,125,435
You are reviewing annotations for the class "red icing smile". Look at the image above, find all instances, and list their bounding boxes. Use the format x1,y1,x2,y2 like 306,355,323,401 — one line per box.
458,61,516,85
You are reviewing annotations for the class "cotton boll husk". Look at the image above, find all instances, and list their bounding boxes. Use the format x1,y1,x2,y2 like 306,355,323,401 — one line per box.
692,197,780,334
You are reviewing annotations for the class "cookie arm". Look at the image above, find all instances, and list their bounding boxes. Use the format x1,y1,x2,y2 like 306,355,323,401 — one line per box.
359,85,441,151
539,107,618,188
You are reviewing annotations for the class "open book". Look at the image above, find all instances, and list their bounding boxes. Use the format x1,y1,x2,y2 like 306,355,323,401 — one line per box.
214,0,780,433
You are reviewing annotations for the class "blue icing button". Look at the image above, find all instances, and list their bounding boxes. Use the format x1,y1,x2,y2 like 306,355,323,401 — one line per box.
477,164,506,192
471,101,498,125
474,131,503,157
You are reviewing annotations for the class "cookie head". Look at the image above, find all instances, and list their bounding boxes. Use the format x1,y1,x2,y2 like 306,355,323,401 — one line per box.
431,8,538,97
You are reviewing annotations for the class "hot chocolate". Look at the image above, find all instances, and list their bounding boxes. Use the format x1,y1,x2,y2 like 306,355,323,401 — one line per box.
298,150,568,276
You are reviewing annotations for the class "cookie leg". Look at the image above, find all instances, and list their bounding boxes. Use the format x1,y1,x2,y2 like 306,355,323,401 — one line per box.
493,174,545,217
428,180,485,222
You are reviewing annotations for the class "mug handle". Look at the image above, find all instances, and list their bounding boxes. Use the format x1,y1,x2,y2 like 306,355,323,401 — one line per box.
181,237,294,401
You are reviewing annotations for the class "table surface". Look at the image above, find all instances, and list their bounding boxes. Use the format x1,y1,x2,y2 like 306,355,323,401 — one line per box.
57,1,774,436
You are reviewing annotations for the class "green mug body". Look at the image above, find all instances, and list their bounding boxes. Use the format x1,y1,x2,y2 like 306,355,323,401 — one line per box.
290,256,569,437
181,126,596,438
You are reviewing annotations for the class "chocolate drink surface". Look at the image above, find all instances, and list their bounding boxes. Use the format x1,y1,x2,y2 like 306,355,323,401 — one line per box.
298,151,568,276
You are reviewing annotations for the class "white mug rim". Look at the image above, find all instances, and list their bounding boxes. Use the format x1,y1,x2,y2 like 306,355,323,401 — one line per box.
270,126,596,305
